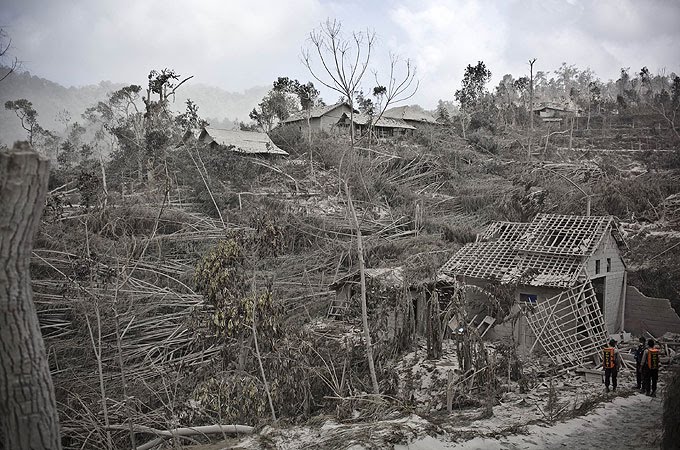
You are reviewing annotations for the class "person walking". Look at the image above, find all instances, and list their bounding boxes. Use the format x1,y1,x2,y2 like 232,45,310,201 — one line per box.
634,336,646,391
641,339,660,397
602,338,621,392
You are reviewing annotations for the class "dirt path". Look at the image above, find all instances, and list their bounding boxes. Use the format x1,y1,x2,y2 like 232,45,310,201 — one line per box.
402,392,664,450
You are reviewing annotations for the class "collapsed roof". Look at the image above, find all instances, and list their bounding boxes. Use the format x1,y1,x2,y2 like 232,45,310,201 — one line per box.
440,214,622,289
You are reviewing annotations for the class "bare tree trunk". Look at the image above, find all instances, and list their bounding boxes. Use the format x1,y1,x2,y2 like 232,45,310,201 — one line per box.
0,146,62,449
344,183,379,395
528,58,536,160
306,110,314,177
252,305,276,422
99,151,109,208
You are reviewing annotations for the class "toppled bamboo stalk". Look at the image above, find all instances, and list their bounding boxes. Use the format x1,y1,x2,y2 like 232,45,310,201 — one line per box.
105,423,254,450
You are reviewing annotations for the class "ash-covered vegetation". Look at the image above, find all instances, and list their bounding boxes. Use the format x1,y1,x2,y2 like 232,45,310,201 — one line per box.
2,21,680,449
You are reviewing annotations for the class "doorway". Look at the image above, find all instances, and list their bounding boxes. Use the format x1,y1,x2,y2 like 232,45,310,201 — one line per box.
591,277,606,316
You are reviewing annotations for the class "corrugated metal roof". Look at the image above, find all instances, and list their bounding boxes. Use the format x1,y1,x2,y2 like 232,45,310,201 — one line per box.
383,105,438,124
199,127,288,156
347,113,416,130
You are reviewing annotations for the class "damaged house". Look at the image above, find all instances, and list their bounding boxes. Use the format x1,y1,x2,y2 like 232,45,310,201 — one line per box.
328,267,427,343
440,214,627,367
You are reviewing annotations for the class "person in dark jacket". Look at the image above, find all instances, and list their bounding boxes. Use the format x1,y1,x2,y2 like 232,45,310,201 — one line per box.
634,336,646,390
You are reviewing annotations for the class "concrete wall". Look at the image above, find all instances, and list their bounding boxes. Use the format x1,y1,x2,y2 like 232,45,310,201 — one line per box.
586,233,626,333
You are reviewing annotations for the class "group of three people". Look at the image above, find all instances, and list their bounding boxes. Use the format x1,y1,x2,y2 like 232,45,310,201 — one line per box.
602,337,660,396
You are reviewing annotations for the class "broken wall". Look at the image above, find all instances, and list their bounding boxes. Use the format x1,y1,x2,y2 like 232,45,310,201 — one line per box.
625,286,680,337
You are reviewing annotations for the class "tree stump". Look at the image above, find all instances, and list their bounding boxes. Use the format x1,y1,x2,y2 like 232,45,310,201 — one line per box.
0,145,61,449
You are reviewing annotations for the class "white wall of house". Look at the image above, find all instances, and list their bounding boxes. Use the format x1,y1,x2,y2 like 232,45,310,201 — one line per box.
585,233,626,334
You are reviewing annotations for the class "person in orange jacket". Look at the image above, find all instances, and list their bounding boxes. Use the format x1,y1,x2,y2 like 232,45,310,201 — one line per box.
641,339,660,397
602,338,621,392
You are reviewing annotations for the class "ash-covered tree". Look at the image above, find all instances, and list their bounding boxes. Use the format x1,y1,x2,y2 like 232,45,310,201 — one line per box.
4,99,43,146
272,76,321,140
355,89,374,116
436,99,452,125
143,69,193,182
302,19,375,148
84,85,145,187
85,69,193,189
4,99,59,158
455,61,492,112
249,89,298,132
494,74,529,128
175,99,209,132
455,61,492,137
56,122,88,170
273,77,321,111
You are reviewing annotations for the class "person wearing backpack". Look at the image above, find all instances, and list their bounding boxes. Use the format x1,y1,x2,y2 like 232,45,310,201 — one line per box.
602,339,621,392
641,339,660,397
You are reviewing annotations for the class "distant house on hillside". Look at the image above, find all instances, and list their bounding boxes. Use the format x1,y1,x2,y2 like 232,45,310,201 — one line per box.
280,102,355,133
192,127,288,156
533,104,576,123
337,112,416,138
383,105,438,128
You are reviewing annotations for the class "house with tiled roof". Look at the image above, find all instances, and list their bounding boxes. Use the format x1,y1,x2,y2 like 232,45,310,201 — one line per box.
440,214,625,366
280,102,355,133
440,214,680,367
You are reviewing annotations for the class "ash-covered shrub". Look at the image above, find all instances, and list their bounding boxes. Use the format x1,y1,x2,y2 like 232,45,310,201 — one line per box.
467,127,500,154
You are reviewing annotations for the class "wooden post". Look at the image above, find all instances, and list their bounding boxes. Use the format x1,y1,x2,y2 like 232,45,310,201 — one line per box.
0,145,62,449
447,370,453,413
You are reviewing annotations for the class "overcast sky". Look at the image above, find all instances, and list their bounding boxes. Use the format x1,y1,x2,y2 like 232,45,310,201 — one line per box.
2,0,679,109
